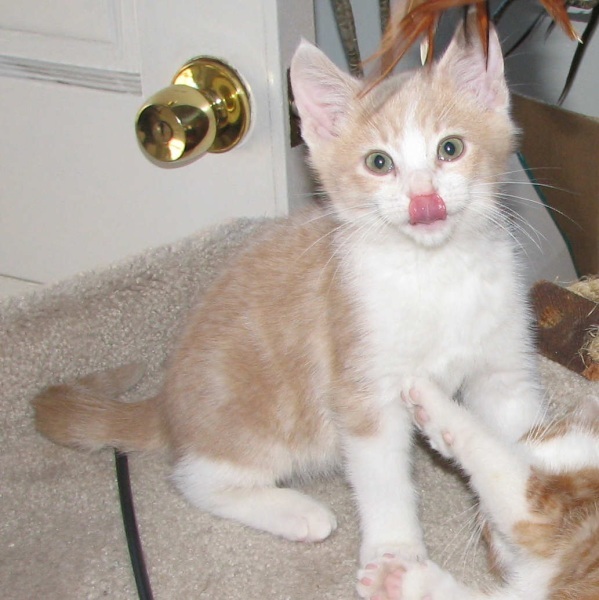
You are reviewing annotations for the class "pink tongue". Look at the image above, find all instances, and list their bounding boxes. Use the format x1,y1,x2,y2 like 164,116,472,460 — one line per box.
409,194,447,225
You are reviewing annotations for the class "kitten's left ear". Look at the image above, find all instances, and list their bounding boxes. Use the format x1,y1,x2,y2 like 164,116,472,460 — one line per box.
436,20,509,113
290,39,361,147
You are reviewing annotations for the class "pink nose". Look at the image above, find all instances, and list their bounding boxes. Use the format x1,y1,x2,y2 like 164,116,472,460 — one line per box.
409,194,447,225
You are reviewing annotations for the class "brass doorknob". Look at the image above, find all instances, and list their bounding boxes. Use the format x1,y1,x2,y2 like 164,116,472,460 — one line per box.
135,57,251,166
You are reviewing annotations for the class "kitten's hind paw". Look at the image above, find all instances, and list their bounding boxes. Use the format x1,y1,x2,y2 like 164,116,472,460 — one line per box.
401,379,457,459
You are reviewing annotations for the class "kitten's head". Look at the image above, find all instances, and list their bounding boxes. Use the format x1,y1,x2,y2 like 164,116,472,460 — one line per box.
290,21,517,247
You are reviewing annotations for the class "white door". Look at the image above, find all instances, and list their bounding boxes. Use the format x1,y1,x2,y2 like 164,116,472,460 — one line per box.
0,0,314,283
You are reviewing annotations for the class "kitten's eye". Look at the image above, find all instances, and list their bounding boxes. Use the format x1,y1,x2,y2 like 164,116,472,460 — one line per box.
365,151,394,175
437,137,465,162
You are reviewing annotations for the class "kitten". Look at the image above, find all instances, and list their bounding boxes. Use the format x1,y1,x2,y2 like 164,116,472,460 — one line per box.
357,379,599,600
32,20,543,572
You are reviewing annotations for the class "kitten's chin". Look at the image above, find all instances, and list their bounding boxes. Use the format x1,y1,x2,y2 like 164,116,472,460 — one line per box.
399,219,454,247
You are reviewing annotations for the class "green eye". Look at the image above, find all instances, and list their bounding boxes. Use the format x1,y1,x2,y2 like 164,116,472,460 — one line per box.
438,137,465,162
365,151,394,174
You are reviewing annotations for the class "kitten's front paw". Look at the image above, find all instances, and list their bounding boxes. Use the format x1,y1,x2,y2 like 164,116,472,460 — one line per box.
358,557,459,600
357,543,426,600
360,541,427,568
356,554,405,600
401,379,456,458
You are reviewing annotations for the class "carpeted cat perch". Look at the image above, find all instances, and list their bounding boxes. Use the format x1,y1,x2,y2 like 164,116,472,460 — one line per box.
1,219,597,599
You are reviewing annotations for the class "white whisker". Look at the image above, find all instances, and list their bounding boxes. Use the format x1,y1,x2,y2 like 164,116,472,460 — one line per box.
438,502,482,569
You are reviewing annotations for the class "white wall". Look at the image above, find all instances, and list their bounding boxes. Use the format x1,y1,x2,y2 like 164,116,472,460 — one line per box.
314,0,421,73
496,0,599,118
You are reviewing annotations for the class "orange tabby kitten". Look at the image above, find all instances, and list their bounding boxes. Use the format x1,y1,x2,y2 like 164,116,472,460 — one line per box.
33,20,543,576
358,379,599,600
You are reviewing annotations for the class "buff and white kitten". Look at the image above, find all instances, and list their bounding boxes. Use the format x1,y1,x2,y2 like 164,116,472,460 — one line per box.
358,379,599,600
33,20,543,574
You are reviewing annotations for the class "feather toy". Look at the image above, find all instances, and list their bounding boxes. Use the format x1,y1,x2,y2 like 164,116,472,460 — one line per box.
372,0,581,82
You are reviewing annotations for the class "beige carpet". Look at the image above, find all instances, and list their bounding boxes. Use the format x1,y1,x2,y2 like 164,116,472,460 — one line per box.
1,218,596,600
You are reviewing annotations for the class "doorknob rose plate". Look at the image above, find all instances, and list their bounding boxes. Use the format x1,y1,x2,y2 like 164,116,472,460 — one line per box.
173,58,251,153
135,57,251,166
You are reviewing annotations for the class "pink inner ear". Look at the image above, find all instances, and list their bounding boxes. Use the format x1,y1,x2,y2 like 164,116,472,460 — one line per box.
440,26,508,112
290,42,359,143
298,96,340,140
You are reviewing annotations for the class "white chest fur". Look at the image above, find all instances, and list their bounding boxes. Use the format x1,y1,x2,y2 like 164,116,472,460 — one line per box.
342,232,518,394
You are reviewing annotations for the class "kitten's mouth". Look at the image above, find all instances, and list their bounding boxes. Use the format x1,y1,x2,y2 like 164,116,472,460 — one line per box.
409,194,447,226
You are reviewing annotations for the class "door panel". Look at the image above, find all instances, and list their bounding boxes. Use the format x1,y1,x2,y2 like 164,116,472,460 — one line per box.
0,0,314,282
0,0,141,87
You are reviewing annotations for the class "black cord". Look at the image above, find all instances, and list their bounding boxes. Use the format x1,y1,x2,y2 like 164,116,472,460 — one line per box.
115,450,154,600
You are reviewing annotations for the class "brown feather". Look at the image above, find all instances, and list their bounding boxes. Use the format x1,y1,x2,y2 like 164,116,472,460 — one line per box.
364,0,485,94
476,1,490,58
365,0,579,94
540,0,582,41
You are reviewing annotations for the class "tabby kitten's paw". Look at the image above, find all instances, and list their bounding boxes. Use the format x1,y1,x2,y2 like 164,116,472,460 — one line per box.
401,379,456,459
